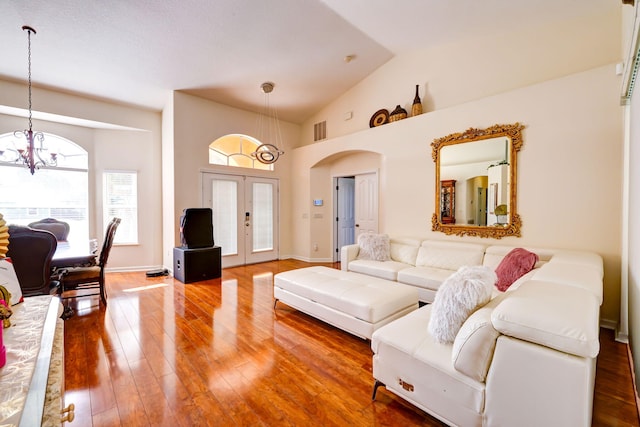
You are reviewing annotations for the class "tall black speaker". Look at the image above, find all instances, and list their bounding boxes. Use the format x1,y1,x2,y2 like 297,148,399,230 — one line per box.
180,208,214,249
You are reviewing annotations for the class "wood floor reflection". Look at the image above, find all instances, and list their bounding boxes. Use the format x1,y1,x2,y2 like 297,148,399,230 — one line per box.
63,259,639,426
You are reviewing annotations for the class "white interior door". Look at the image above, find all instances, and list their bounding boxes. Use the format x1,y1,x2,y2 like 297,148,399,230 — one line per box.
202,173,279,268
354,172,378,239
335,177,355,260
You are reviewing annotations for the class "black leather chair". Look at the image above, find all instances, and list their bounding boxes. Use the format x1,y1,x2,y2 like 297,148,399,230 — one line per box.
60,217,120,305
6,225,60,297
28,218,71,241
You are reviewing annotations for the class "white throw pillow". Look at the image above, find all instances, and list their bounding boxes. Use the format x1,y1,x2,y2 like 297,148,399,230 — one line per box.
428,265,497,344
356,233,390,261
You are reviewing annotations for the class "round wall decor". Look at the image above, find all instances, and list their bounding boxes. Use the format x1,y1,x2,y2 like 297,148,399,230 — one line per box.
369,109,389,127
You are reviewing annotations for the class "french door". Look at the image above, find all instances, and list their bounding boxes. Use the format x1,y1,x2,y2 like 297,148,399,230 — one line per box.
202,173,279,268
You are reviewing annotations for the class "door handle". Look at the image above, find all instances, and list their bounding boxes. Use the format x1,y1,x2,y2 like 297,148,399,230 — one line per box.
355,224,360,227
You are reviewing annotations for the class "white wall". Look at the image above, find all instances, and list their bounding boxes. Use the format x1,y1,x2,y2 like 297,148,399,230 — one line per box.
292,65,623,325
621,0,640,395
628,76,640,398
93,129,162,270
0,80,163,270
302,7,621,144
161,95,176,271
301,151,382,262
167,92,300,263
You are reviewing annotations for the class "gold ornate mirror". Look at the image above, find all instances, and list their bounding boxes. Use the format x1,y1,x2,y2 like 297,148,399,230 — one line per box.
432,123,524,239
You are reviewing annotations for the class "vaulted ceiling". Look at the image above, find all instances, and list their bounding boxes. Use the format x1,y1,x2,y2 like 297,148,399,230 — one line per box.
0,0,617,124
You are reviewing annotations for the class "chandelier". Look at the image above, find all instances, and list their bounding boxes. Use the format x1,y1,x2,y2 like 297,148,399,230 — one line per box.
4,26,57,175
251,82,285,164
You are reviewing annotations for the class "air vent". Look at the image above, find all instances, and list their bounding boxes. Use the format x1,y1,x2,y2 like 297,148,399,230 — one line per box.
314,120,327,142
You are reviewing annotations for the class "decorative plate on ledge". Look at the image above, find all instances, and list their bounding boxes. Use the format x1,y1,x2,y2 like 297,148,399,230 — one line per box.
369,109,389,128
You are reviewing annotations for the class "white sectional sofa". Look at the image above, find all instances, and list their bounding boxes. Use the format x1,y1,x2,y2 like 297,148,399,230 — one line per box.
342,238,487,302
341,237,603,303
345,237,604,426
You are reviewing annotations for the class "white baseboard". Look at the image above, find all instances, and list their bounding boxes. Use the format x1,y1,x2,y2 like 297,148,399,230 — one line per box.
105,265,166,273
600,318,618,330
280,254,335,263
310,257,334,263
285,255,314,262
600,318,629,343
617,331,630,344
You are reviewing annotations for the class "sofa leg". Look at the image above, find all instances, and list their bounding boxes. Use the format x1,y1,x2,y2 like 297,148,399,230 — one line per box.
372,379,385,401
273,298,279,310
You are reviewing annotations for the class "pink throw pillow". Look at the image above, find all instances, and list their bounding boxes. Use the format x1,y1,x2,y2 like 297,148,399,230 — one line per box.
495,248,539,292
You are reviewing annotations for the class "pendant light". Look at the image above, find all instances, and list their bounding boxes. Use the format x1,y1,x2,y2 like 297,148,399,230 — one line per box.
12,26,56,175
251,82,285,164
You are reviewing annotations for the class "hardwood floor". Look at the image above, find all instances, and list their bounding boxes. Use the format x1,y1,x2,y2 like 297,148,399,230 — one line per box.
62,259,639,426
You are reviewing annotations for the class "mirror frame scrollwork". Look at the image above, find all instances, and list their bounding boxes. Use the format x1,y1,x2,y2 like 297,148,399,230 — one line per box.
431,122,524,239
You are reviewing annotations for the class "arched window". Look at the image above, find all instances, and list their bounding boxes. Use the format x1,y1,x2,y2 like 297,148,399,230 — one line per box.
0,132,90,242
209,134,273,171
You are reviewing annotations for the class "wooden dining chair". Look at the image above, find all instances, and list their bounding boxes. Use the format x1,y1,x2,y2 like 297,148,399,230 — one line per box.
60,217,120,305
6,225,60,297
28,218,71,242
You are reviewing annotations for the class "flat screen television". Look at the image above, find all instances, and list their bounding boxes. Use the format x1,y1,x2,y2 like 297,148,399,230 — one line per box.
179,208,214,249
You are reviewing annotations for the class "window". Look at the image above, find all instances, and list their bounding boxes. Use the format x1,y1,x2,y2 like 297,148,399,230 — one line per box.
0,132,89,242
209,134,273,171
103,171,138,244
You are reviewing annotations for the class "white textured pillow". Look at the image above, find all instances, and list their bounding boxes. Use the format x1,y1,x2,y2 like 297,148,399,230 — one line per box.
357,233,390,261
428,265,497,344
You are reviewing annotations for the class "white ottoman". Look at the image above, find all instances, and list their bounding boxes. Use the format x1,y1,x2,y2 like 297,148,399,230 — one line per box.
274,266,419,339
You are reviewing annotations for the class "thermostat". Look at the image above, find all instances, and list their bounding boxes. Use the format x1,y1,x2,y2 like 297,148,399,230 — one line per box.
313,199,323,206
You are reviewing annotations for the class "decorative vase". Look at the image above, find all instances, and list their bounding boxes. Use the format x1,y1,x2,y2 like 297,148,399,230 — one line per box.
389,105,407,122
411,85,423,116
